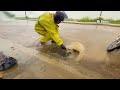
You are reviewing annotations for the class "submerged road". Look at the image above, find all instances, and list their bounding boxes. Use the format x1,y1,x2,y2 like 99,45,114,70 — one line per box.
0,20,120,79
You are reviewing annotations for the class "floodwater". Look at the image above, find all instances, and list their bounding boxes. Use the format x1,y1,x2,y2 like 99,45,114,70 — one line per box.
0,20,120,79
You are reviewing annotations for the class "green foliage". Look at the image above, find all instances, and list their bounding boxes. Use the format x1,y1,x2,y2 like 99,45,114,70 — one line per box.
16,16,120,24
2,11,15,18
65,17,120,24
77,17,94,22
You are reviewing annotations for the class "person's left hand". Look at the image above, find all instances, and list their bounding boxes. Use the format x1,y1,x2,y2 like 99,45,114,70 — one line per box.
60,44,66,50
51,40,56,44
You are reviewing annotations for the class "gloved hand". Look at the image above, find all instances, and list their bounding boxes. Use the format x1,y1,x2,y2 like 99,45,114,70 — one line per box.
60,44,66,50
51,40,56,45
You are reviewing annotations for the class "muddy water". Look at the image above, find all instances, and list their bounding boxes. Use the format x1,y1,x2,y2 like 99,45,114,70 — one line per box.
0,20,120,79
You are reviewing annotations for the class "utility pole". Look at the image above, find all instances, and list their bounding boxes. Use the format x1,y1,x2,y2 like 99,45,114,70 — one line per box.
25,11,28,28
99,11,102,23
25,11,28,19
100,11,102,17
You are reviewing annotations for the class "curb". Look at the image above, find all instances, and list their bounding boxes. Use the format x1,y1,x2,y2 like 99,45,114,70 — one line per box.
62,21,120,27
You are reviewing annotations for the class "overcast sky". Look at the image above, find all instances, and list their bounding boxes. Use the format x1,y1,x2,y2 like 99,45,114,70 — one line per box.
2,11,120,20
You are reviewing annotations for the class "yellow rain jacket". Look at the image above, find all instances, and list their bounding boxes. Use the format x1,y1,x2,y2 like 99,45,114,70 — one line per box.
34,12,63,46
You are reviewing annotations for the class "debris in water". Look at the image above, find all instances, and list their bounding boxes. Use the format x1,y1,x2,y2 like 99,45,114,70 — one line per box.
0,52,17,71
11,47,15,50
66,42,85,62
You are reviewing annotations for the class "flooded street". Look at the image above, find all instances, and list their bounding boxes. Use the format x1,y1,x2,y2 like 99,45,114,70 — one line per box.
0,20,120,79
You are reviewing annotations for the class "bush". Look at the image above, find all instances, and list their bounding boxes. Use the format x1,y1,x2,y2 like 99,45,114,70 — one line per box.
65,18,78,21
77,17,94,22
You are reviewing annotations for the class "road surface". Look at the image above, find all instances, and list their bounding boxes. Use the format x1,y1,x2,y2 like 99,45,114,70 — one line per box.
0,20,120,79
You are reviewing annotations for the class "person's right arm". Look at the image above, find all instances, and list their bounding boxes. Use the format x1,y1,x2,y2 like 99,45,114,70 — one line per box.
41,21,66,49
